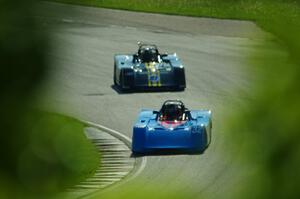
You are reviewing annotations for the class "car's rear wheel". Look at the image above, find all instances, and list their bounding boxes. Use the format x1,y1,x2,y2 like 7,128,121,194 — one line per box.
177,86,185,91
118,69,133,92
119,71,128,92
113,63,117,85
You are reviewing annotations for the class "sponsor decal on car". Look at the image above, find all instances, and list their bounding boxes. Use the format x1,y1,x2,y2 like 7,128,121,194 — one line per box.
145,62,161,87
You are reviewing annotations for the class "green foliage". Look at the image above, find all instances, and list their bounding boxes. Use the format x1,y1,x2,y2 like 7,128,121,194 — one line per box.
0,111,100,199
0,1,99,198
90,181,196,199
230,19,300,199
47,0,299,21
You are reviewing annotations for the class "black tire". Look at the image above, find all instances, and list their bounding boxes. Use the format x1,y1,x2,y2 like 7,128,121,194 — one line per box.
113,63,117,85
119,71,124,90
118,68,133,92
119,71,130,92
131,151,143,157
177,86,185,91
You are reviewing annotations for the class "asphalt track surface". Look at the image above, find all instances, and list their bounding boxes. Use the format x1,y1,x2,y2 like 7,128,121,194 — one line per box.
38,2,268,198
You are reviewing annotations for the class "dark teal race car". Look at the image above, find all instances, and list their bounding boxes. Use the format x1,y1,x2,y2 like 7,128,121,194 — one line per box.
114,43,186,91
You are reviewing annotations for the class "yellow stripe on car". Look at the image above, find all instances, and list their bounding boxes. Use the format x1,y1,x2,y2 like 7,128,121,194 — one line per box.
145,62,151,87
150,62,157,87
151,62,162,87
145,62,161,87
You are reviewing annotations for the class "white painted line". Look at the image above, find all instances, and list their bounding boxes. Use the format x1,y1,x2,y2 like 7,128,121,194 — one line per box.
80,120,147,198
83,121,132,146
82,121,147,176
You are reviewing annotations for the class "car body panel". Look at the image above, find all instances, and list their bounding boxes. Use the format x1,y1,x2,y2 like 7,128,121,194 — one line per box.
132,109,212,153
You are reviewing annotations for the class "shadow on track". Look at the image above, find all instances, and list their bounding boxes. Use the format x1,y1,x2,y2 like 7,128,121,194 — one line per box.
111,85,185,94
130,149,205,157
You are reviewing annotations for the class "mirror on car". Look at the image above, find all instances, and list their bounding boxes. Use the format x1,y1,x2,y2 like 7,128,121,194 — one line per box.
185,111,195,120
133,54,138,62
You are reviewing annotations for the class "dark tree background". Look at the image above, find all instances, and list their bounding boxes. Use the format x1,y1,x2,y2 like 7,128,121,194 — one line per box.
0,0,48,197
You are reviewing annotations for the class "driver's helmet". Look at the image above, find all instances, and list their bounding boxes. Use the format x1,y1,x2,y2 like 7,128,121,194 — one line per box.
140,47,157,62
162,104,184,121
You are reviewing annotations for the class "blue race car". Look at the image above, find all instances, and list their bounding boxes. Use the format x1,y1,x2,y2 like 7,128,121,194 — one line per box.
132,100,212,154
114,43,186,91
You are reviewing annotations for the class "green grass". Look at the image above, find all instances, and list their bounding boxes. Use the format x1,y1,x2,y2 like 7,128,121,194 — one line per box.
48,0,299,21
0,111,100,198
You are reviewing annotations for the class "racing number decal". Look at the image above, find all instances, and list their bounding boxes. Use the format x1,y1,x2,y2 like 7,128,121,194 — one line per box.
146,62,161,87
